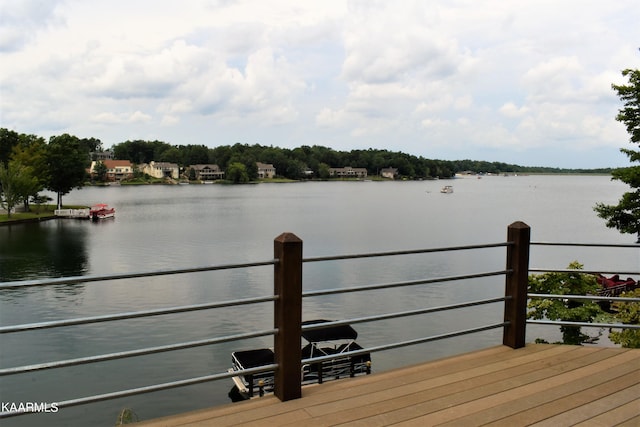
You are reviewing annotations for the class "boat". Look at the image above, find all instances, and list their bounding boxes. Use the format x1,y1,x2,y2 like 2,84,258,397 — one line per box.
89,203,115,220
594,273,638,312
595,274,638,297
440,185,453,193
228,319,371,402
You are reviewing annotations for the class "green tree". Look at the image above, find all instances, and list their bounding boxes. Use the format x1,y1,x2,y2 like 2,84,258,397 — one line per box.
30,194,52,214
608,289,640,348
285,159,306,179
317,162,331,179
188,167,197,181
0,128,20,166
594,67,640,243
0,161,39,217
527,261,605,345
45,134,90,209
81,137,103,155
10,134,47,210
226,162,249,183
94,161,108,182
158,146,181,164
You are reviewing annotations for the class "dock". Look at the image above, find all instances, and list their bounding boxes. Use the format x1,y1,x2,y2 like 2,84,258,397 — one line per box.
54,208,89,218
135,343,640,426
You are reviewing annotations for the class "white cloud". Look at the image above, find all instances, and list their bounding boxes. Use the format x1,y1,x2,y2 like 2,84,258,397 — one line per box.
91,111,152,125
500,103,529,118
1,0,638,167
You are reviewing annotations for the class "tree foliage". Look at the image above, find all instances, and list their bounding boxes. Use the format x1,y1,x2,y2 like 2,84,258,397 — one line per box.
110,140,606,181
226,162,249,183
1,127,617,191
527,261,605,345
608,289,640,348
594,67,640,242
45,134,90,208
93,161,108,182
0,161,39,217
0,128,20,166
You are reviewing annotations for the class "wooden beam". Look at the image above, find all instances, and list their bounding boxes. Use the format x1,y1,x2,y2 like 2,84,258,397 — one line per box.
503,221,530,348
273,232,303,401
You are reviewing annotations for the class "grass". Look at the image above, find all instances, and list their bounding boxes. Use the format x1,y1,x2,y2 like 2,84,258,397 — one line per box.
0,204,87,223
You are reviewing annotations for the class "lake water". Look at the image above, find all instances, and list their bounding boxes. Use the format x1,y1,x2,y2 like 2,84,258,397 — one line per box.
1,175,638,426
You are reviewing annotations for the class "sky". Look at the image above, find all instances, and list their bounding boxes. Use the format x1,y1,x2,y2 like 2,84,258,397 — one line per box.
1,1,639,168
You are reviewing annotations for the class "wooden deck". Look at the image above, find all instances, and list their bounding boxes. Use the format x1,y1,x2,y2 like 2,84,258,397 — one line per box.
135,344,640,426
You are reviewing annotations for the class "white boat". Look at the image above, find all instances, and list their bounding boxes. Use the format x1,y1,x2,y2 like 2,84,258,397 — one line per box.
440,185,453,193
228,320,371,401
89,204,115,220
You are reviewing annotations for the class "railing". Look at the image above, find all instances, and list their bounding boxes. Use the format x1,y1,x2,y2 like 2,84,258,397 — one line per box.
527,241,640,333
0,221,638,419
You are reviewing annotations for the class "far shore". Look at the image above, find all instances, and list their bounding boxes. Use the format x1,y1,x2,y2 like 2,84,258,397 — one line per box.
0,173,615,225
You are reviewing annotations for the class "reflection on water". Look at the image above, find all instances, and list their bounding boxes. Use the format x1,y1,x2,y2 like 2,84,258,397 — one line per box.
0,176,638,426
0,220,88,281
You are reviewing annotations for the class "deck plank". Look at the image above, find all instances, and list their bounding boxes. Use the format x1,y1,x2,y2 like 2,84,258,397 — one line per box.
485,369,640,426
407,349,639,426
573,399,640,426
323,348,632,426
133,344,640,427
288,345,594,426
532,382,640,427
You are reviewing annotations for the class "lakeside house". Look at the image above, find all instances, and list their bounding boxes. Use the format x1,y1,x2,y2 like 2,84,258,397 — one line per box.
329,166,368,179
91,150,114,161
380,167,398,179
257,162,276,179
140,161,180,179
89,160,134,182
190,164,225,181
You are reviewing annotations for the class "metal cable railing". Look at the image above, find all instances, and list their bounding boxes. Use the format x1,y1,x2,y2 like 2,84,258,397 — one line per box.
303,242,510,263
302,270,510,297
38,363,280,413
0,259,279,290
1,235,637,419
0,241,512,419
527,241,640,335
527,319,640,330
0,328,277,376
0,295,277,334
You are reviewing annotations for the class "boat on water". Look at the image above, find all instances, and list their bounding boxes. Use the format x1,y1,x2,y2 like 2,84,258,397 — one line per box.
89,203,115,220
594,273,638,312
440,185,453,193
595,274,638,297
228,319,371,402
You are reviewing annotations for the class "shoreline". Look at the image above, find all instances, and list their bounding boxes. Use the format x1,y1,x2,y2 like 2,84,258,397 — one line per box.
0,214,58,226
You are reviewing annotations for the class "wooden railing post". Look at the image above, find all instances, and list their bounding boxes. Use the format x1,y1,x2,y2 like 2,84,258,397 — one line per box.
273,232,303,401
503,221,530,349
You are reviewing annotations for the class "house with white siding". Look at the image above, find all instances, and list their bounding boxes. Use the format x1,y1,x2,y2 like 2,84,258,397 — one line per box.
141,161,179,179
329,166,368,178
256,162,276,179
89,160,134,182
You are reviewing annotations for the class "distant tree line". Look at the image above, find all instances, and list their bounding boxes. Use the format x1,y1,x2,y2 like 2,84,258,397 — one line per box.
110,139,611,181
0,127,614,216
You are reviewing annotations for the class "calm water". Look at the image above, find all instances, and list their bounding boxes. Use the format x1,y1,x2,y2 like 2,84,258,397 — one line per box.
1,176,638,426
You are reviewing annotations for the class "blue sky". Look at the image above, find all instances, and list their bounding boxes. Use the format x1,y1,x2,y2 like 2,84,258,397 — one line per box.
1,0,639,168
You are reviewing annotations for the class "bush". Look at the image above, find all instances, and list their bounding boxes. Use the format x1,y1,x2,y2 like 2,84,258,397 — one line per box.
528,261,605,345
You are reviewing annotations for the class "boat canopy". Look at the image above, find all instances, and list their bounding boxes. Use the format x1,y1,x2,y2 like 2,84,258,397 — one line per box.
232,348,274,369
302,319,358,342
